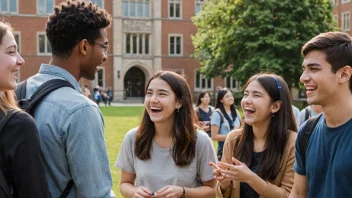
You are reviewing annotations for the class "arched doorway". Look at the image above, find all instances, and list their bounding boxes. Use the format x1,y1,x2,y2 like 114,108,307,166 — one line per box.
124,67,145,98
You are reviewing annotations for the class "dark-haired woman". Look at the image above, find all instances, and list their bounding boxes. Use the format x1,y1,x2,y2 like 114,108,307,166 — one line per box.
0,20,51,197
195,90,214,137
116,71,217,198
211,88,241,161
210,73,297,198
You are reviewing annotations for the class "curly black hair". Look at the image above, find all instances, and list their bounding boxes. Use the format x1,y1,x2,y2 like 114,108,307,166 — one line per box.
46,0,112,59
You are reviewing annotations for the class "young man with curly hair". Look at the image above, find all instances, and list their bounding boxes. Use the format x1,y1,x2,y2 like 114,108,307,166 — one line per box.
22,1,113,197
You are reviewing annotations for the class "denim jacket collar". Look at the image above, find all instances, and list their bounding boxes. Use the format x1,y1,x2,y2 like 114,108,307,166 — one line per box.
38,64,83,94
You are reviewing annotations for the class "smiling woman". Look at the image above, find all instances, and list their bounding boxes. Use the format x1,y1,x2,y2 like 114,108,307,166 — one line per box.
211,73,297,198
0,19,50,197
116,71,217,198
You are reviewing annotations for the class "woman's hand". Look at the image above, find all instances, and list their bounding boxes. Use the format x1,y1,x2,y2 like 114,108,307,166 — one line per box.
200,121,210,131
133,186,153,198
218,157,255,183
153,185,183,198
209,161,231,191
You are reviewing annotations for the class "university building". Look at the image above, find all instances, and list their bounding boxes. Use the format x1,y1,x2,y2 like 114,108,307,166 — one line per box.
2,0,346,102
332,0,352,35
1,0,239,103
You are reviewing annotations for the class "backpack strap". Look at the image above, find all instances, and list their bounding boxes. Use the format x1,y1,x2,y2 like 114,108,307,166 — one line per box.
59,179,74,198
17,79,75,115
214,109,224,126
304,108,310,121
299,113,323,165
14,80,28,101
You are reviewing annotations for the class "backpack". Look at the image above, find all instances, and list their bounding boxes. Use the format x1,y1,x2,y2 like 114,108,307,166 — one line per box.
304,108,311,122
0,110,20,198
214,109,224,127
298,113,323,166
15,79,75,198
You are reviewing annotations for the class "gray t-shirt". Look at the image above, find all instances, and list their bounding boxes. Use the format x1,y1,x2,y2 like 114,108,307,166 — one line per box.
115,128,217,192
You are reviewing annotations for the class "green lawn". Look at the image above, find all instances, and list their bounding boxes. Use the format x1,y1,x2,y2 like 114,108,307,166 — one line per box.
100,106,144,197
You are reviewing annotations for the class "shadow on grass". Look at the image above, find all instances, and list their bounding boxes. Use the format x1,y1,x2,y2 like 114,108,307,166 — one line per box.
100,106,145,117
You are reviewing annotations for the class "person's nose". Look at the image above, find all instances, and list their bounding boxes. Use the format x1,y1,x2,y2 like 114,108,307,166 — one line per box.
102,54,108,63
17,53,25,66
300,69,310,84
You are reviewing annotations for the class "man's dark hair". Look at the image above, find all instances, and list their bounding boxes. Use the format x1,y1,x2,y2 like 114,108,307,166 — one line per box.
46,0,112,59
301,31,352,92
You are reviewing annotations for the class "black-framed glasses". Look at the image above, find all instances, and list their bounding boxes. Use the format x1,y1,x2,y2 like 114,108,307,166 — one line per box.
91,40,109,54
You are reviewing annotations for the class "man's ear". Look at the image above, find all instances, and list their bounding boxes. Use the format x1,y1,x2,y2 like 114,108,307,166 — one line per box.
339,65,352,84
271,101,281,114
79,39,89,56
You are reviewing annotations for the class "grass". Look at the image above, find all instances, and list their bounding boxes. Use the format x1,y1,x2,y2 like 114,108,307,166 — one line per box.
100,106,144,197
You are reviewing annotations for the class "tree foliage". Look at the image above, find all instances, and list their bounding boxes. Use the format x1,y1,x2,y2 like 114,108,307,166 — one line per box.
192,0,337,87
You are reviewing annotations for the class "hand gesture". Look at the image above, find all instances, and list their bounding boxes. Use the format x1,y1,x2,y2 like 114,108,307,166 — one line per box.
209,161,231,191
218,157,255,183
153,185,183,198
133,186,153,198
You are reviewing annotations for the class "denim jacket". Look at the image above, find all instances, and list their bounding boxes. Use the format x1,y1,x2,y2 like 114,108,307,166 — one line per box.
26,64,113,198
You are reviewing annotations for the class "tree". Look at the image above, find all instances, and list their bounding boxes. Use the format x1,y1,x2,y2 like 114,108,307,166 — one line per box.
192,0,337,87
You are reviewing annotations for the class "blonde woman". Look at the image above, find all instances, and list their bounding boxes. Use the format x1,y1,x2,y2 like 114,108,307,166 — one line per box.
0,20,50,197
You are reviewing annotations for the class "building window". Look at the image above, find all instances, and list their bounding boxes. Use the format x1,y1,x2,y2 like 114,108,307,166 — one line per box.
38,33,52,55
169,35,182,56
169,0,181,19
90,0,104,8
195,0,204,14
1,0,18,13
13,32,20,53
123,0,150,18
334,14,338,25
225,77,240,91
331,0,338,5
195,70,212,90
342,0,350,3
125,33,150,55
342,12,350,31
95,67,105,88
37,0,54,15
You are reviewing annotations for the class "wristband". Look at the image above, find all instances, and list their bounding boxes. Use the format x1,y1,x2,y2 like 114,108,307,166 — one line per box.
180,187,185,198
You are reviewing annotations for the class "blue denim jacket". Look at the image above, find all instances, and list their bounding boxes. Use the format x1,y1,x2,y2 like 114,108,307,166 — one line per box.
26,64,113,198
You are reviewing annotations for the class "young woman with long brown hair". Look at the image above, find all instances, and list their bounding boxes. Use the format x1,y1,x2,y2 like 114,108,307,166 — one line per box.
210,73,297,198
0,20,50,197
116,71,217,198
211,88,241,161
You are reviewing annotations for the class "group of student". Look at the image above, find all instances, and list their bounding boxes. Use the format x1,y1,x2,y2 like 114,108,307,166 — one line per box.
116,30,352,198
0,1,352,198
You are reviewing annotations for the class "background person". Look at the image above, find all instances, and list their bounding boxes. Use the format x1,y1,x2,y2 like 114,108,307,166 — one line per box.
195,90,214,137
296,104,323,127
211,88,241,161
